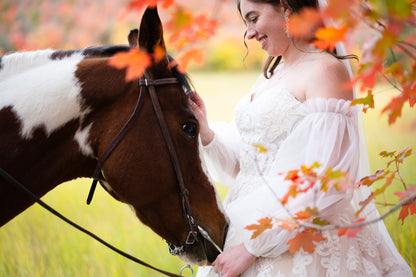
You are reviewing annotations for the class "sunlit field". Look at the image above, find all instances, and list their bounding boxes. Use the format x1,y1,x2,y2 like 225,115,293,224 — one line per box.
0,71,415,276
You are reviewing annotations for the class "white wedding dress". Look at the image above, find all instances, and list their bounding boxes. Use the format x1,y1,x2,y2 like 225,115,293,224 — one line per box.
197,72,412,276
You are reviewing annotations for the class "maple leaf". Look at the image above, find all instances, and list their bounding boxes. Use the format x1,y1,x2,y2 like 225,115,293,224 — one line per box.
351,90,375,113
294,207,318,221
288,8,323,38
129,0,174,11
337,218,365,238
109,49,151,82
381,94,406,125
245,217,274,239
313,25,347,51
253,143,268,153
281,183,298,205
275,218,299,231
175,48,205,73
395,186,416,224
355,61,384,91
287,228,326,254
397,203,416,224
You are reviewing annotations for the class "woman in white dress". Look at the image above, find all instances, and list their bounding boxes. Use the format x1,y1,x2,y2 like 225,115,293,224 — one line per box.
189,0,412,276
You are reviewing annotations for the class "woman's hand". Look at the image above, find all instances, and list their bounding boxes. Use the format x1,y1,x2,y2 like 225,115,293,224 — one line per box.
188,91,214,145
212,243,256,277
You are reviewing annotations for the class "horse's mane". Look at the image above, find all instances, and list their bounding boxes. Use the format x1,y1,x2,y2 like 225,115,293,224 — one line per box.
0,46,132,80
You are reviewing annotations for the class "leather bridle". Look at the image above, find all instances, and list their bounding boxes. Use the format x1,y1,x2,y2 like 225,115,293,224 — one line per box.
0,67,221,277
87,69,200,254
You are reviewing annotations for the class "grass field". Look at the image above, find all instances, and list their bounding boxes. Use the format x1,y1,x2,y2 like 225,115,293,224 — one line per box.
0,71,415,276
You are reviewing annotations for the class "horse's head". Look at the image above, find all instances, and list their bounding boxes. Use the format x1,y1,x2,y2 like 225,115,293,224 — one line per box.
89,8,228,265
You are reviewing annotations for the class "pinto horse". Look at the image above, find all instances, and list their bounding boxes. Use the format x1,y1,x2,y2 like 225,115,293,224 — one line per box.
0,8,228,265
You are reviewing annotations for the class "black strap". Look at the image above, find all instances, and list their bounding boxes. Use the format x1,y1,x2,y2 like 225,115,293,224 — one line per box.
144,71,199,242
87,85,146,204
0,168,183,277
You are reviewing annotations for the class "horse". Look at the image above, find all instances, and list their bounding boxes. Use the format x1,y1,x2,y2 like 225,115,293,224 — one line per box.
0,7,228,266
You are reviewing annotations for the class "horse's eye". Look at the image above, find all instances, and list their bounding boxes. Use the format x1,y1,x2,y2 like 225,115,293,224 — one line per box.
182,122,198,138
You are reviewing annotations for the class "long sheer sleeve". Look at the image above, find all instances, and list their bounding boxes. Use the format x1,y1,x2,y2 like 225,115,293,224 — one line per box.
201,120,241,189
226,98,360,257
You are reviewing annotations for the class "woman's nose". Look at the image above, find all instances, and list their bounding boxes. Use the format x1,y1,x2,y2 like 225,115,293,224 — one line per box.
246,26,256,40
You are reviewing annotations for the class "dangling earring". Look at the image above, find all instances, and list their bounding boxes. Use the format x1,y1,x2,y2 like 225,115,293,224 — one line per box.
284,10,290,37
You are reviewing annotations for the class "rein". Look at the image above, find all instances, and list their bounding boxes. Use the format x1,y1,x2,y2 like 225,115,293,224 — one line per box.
0,168,187,277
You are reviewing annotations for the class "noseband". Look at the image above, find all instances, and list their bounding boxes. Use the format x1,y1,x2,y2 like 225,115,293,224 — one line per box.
87,70,200,252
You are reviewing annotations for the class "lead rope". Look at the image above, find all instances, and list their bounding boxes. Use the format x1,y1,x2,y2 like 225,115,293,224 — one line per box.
0,168,194,276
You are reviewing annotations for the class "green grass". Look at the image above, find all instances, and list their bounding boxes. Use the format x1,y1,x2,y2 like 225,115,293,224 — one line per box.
1,71,415,276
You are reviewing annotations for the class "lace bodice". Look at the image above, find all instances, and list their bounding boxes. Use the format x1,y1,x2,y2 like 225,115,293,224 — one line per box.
229,87,302,203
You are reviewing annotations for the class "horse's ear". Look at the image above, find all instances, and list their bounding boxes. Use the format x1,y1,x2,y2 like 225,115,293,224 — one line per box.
128,29,139,48
138,7,166,53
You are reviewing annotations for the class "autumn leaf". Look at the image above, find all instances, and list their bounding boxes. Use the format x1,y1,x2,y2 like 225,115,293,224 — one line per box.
337,218,365,238
109,48,151,82
175,48,205,73
253,143,268,153
129,0,174,11
275,218,299,231
287,228,326,254
313,25,348,51
245,217,274,239
351,90,375,113
294,207,318,221
381,94,407,125
395,186,416,224
288,8,323,38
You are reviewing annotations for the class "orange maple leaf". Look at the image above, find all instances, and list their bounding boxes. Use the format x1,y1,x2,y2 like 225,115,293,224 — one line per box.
175,48,205,73
287,228,326,254
313,25,348,51
395,187,416,224
109,49,151,82
337,218,365,238
129,0,174,11
351,90,375,113
294,207,318,221
288,8,323,38
245,217,274,239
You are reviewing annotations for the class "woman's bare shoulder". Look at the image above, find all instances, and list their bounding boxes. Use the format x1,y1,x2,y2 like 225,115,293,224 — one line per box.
305,53,353,101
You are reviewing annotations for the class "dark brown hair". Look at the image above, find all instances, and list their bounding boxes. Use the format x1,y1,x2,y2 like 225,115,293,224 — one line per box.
237,0,356,78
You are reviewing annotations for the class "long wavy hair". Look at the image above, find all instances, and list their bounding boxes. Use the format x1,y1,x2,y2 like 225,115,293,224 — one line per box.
237,0,357,79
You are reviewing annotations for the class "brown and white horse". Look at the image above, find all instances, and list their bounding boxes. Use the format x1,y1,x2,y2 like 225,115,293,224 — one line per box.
0,8,228,265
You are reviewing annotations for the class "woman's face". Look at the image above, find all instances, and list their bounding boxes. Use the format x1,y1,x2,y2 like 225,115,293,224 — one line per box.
239,0,291,56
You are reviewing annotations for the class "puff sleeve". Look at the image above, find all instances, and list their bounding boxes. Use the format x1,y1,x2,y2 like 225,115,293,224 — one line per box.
201,120,241,189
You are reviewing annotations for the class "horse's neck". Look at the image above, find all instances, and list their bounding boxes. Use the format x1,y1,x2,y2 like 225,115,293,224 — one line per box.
0,49,58,81
0,50,90,139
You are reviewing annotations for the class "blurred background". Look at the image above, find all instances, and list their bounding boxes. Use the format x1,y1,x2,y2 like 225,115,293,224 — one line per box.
0,0,415,276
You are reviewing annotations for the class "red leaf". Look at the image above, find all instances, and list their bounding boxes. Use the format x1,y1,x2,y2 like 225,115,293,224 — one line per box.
109,49,151,82
287,229,326,254
288,8,323,38
351,90,375,113
313,25,348,51
175,48,205,73
129,0,174,11
245,217,274,239
395,186,416,224
337,218,365,238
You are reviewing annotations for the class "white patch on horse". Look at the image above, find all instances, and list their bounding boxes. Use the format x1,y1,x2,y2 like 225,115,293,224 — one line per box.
0,51,91,139
74,123,94,157
0,49,56,81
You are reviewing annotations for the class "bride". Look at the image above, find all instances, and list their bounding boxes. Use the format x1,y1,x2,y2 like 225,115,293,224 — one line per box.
189,0,412,276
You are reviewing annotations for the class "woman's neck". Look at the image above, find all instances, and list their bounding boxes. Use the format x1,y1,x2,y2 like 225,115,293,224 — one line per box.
282,40,317,66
